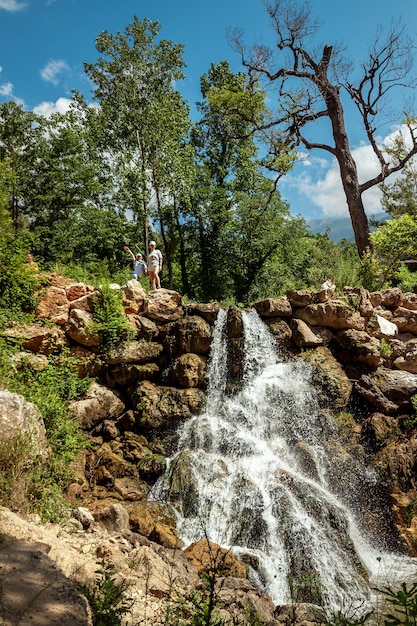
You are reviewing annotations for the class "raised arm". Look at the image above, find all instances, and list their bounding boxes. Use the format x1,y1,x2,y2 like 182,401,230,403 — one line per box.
124,246,135,262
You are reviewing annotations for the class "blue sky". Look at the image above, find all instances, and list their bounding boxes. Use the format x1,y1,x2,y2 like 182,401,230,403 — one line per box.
1,0,416,221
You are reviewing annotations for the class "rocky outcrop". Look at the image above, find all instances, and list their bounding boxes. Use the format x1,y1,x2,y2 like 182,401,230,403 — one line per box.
4,278,417,622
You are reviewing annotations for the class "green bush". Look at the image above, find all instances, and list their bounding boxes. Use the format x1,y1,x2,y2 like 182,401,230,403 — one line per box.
90,283,135,351
0,241,41,314
78,560,133,626
0,341,90,520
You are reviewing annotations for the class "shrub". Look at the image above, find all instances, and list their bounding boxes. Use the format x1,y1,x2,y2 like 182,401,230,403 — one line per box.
90,283,135,352
78,560,133,626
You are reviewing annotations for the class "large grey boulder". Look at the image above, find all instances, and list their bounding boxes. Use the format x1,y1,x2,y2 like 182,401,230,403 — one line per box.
0,390,48,456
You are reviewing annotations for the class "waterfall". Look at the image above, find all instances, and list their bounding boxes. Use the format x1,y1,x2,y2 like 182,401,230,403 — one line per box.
153,308,417,615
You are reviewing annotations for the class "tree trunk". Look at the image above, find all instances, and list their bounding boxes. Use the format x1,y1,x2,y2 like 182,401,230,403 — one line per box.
323,84,372,257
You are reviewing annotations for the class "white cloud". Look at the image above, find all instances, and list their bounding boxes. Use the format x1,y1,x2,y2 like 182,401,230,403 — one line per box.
0,79,25,107
0,81,14,97
0,0,26,11
33,97,72,117
40,59,70,86
283,126,416,218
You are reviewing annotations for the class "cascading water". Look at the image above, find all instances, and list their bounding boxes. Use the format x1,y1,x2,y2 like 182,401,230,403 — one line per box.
153,308,417,615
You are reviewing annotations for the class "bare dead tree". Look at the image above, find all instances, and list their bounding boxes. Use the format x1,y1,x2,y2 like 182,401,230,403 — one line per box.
230,0,417,257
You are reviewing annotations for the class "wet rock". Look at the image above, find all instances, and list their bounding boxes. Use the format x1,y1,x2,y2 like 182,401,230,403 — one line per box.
300,347,352,410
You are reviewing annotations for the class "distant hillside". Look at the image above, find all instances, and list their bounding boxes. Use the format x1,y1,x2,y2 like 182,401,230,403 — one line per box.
307,212,387,242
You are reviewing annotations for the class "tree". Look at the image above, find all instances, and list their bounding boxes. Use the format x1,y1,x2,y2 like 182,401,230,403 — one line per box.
0,102,40,230
380,161,417,218
83,16,193,285
369,213,417,285
231,0,417,257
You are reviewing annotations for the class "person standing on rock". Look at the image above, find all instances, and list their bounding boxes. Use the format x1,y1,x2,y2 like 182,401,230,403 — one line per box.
124,246,147,281
147,240,163,290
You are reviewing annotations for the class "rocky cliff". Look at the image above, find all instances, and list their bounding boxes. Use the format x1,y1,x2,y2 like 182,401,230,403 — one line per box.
2,276,417,624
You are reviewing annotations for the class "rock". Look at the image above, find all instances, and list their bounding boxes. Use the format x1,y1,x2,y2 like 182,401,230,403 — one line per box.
164,315,212,355
127,314,159,339
286,289,313,308
334,329,383,368
355,368,417,415
93,503,130,533
290,318,323,347
215,577,279,625
227,305,244,338
300,347,352,410
389,307,417,335
105,340,163,364
265,317,292,343
394,339,417,373
143,289,184,322
66,308,100,348
121,279,147,314
70,506,95,529
35,285,71,325
0,390,48,456
10,352,49,371
186,302,222,322
132,380,205,430
402,292,417,311
368,314,398,338
362,413,398,450
2,323,66,355
67,381,125,430
184,539,247,578
171,353,207,388
252,296,292,317
343,286,374,318
294,300,366,331
108,362,160,386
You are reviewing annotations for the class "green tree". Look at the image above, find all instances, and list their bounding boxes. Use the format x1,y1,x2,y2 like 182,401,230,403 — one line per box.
231,1,417,257
369,213,417,285
0,101,41,231
83,16,192,281
380,162,417,218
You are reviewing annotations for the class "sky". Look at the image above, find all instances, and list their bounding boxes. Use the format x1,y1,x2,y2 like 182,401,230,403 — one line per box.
1,0,416,223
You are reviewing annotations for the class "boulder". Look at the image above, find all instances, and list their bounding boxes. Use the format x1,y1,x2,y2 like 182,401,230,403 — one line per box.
171,353,207,388
132,381,205,430
186,302,222,323
300,347,352,410
394,339,417,373
65,308,100,348
2,323,66,355
105,340,163,364
355,368,417,415
286,289,313,308
121,279,147,315
334,329,383,368
252,296,292,318
143,289,184,322
290,319,323,347
184,539,247,579
35,285,73,325
293,300,365,331
67,381,125,430
164,315,212,355
0,390,48,456
368,314,398,338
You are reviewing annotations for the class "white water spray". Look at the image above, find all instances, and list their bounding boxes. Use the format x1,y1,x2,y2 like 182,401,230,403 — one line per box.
154,308,417,614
